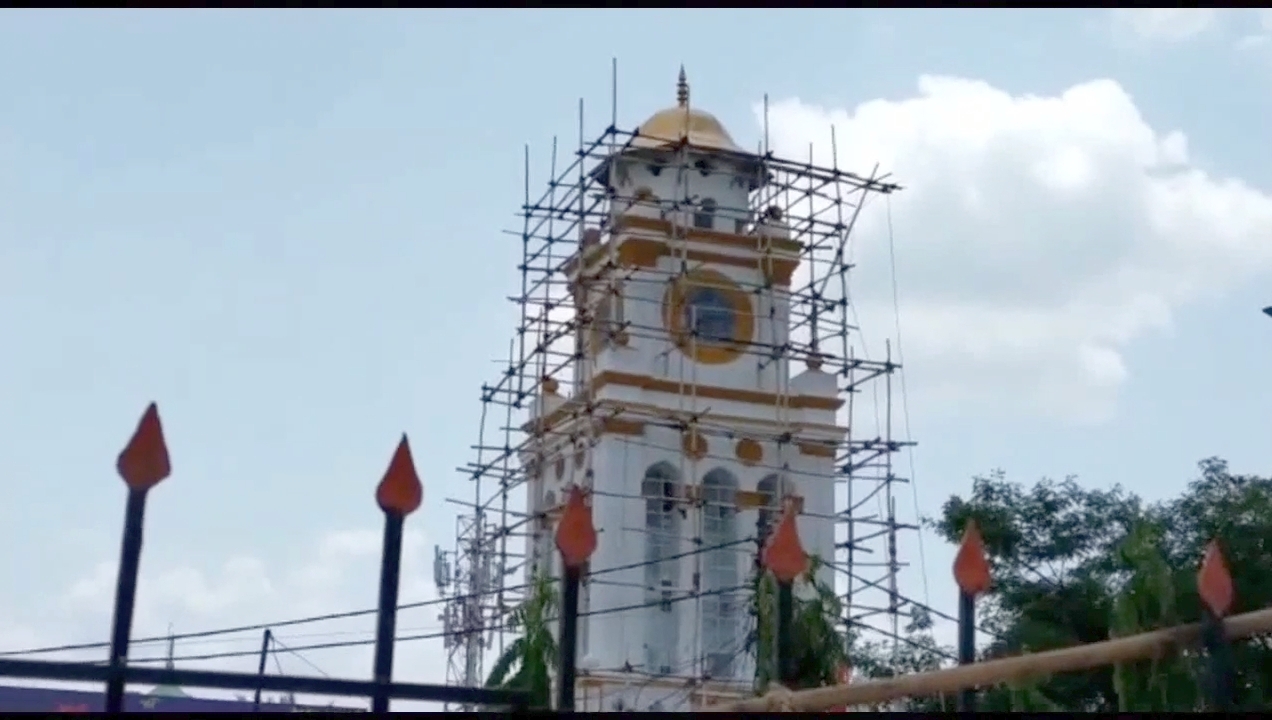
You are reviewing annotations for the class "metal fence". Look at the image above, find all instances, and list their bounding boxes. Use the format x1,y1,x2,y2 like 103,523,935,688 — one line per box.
0,404,530,713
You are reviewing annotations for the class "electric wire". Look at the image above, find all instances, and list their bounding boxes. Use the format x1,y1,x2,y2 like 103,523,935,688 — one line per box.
885,193,932,611
141,577,956,669
6,127,914,701
0,538,756,660
269,636,330,678
129,583,754,665
2,548,972,677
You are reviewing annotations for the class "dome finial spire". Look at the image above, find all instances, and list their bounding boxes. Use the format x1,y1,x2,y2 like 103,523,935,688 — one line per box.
677,65,689,108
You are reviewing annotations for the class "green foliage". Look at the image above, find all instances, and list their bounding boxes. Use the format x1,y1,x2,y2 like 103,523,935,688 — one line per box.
846,614,953,712
923,459,1272,712
747,555,849,694
484,573,558,709
1108,521,1199,711
483,459,1272,712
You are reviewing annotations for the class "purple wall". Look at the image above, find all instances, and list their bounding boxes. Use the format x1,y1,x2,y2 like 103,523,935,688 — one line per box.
0,685,360,713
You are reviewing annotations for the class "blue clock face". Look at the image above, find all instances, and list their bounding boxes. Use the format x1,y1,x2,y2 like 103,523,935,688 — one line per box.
682,286,735,343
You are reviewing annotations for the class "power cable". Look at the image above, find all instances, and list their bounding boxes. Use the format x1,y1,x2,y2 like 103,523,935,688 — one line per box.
0,537,755,660
139,578,954,670
129,583,754,665
269,636,330,678
6,527,968,680
635,634,752,710
6,550,969,686
885,192,932,612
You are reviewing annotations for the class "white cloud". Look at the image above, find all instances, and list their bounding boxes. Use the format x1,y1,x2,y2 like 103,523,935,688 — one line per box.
765,75,1272,422
1235,10,1272,53
3,527,449,711
1109,9,1221,44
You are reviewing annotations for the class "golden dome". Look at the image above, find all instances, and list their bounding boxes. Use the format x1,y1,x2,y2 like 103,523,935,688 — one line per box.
630,67,745,155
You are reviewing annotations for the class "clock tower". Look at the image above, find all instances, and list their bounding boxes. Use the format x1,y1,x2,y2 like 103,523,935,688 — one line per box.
435,61,911,713
523,69,845,711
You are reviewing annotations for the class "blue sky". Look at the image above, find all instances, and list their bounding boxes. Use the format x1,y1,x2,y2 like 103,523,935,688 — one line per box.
2,8,1270,707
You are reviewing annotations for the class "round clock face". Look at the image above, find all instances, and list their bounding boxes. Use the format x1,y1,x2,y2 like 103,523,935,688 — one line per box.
663,269,754,365
682,286,735,342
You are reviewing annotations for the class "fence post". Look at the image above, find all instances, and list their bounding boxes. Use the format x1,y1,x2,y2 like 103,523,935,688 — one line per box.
1197,539,1236,710
761,497,809,690
952,519,990,713
106,403,172,713
252,628,273,711
554,485,597,712
371,436,423,714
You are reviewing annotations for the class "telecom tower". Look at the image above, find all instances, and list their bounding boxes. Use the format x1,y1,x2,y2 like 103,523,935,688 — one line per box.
434,67,913,711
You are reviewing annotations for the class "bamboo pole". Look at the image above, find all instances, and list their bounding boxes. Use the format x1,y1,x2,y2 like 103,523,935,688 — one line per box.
713,605,1272,712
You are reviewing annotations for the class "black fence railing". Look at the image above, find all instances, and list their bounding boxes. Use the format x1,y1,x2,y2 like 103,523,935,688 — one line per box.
0,404,530,713
0,657,528,710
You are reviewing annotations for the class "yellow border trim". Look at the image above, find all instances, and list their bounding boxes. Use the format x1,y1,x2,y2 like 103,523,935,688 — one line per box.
617,214,802,255
564,215,802,287
662,268,755,366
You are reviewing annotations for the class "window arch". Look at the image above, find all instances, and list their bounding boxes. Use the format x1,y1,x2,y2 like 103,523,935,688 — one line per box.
756,474,797,550
694,198,717,230
700,468,739,679
642,462,682,675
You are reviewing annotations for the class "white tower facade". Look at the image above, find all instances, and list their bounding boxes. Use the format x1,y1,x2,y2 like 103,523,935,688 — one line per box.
521,71,844,712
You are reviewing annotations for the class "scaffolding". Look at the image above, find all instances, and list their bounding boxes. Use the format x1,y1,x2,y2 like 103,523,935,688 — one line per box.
433,64,916,708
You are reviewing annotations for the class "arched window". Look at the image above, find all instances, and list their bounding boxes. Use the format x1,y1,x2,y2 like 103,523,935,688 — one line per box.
700,468,739,679
694,198,717,230
642,462,682,675
756,474,797,550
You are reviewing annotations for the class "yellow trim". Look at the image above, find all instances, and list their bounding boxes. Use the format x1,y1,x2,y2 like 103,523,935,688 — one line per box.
528,419,832,461
525,401,845,465
564,215,802,286
617,214,802,255
662,268,755,366
591,370,843,411
735,489,768,509
589,398,847,434
797,441,837,458
599,417,645,436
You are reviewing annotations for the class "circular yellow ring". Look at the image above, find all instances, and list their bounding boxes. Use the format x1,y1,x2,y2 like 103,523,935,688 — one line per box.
662,268,755,366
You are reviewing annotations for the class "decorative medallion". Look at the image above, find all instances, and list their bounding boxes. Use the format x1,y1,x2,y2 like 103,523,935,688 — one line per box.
735,438,763,466
681,429,709,460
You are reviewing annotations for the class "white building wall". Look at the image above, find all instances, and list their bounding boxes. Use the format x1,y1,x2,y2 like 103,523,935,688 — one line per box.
533,144,843,711
586,257,790,397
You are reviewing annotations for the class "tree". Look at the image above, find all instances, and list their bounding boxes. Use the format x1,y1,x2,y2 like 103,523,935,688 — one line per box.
747,555,850,693
926,459,1272,711
845,606,953,711
484,572,558,709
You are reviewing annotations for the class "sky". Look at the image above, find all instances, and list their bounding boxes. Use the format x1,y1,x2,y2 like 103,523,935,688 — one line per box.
2,7,1271,711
